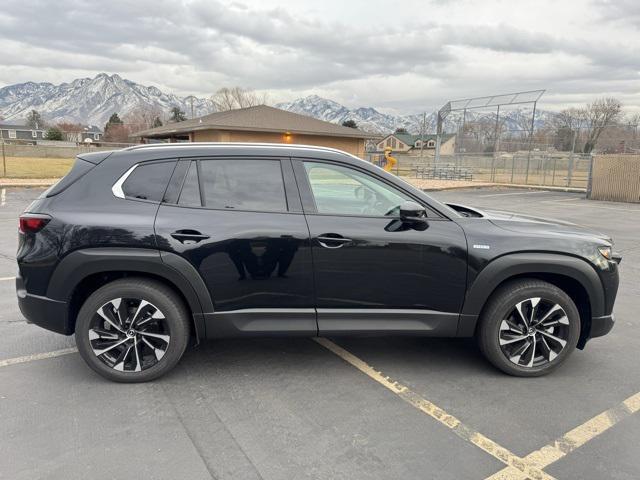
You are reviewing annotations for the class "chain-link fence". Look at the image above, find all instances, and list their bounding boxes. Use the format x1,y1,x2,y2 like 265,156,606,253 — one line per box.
366,152,593,189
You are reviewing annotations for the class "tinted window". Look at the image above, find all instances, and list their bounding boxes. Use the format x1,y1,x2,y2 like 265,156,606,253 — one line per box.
304,162,412,216
198,159,287,212
178,161,201,206
122,161,175,201
44,158,94,198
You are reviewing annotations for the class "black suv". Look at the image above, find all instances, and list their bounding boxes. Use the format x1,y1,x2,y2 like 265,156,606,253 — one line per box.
17,144,620,382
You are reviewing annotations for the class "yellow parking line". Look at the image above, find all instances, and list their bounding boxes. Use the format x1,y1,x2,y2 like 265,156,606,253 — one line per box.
0,276,16,282
0,347,78,368
485,391,640,479
314,338,556,480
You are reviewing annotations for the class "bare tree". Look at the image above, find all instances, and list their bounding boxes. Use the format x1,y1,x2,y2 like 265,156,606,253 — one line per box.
56,122,85,142
551,108,586,152
211,87,268,112
582,98,622,153
553,107,585,131
124,104,163,131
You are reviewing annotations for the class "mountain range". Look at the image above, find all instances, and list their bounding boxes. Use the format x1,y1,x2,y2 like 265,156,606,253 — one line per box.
0,73,555,134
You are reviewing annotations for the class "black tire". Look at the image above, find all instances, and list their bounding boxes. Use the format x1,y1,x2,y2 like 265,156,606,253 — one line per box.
75,278,190,382
477,279,580,377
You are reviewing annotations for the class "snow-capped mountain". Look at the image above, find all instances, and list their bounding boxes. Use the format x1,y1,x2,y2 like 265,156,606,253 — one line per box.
0,73,215,126
276,95,556,135
0,73,556,134
275,95,423,134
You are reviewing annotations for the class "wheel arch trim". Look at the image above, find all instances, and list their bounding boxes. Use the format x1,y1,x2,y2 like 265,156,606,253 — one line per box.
47,248,214,339
462,253,605,318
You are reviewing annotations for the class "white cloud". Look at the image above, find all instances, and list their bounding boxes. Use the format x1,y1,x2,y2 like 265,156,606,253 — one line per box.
0,0,638,113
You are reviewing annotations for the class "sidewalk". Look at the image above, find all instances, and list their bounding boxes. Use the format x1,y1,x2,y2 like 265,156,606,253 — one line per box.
0,178,58,187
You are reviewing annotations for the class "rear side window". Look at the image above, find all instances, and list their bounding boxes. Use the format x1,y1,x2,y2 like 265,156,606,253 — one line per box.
43,158,95,197
122,161,176,201
180,159,287,212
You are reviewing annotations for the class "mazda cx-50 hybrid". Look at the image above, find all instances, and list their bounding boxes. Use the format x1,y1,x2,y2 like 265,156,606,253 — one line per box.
16,143,620,382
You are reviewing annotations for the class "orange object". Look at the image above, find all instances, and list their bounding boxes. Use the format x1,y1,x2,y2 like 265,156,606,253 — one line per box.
383,147,397,173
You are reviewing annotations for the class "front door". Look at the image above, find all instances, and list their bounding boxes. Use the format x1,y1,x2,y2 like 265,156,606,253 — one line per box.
293,159,467,335
155,157,316,337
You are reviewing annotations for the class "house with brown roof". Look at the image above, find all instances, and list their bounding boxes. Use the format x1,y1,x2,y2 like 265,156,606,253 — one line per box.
376,133,457,155
133,105,377,158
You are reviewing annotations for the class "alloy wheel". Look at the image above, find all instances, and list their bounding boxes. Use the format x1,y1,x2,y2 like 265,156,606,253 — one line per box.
498,297,570,368
88,298,171,372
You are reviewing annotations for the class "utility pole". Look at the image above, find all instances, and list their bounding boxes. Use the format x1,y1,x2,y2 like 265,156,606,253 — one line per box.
1,130,6,177
419,112,426,161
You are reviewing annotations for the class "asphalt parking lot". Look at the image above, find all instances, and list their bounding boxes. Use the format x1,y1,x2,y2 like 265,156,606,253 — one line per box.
1,186,638,480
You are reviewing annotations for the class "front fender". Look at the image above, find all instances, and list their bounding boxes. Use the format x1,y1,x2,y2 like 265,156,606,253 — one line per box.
458,253,605,335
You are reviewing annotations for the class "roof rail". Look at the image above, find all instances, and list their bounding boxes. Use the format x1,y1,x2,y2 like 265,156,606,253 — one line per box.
124,142,353,156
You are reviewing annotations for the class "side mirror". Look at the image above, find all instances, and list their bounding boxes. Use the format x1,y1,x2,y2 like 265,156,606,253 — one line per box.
399,201,427,222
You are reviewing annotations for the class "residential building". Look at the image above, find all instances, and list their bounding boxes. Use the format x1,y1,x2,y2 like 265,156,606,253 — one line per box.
376,133,456,155
133,105,377,158
0,124,46,143
63,125,104,143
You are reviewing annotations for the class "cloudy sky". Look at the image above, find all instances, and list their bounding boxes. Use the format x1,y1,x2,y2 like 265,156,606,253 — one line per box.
0,0,638,114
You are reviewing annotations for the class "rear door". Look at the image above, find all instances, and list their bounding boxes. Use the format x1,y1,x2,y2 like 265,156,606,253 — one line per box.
155,157,316,337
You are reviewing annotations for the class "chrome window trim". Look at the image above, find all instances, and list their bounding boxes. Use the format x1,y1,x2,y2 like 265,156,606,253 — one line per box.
111,164,138,199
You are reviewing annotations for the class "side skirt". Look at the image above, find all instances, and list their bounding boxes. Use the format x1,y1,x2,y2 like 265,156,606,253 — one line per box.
317,309,459,336
204,309,317,338
204,308,460,338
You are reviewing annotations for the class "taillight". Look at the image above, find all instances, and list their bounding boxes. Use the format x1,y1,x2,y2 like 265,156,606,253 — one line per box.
19,214,51,234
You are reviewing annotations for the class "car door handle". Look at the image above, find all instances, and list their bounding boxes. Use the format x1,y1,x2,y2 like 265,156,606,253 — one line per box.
170,230,210,243
316,234,352,249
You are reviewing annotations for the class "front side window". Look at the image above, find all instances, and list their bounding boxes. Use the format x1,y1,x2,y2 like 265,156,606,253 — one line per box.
195,159,287,212
8,130,16,139
121,161,176,201
304,162,413,216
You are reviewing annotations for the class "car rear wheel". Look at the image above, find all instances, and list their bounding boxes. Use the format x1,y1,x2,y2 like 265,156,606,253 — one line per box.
477,279,580,377
75,278,190,382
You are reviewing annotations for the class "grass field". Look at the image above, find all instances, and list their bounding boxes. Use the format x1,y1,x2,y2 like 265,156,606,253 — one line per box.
1,157,74,178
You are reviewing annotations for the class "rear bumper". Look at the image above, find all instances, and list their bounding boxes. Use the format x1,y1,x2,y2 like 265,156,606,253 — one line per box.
16,275,70,335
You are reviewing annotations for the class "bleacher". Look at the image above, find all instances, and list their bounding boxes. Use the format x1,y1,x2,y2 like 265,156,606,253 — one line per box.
413,164,473,181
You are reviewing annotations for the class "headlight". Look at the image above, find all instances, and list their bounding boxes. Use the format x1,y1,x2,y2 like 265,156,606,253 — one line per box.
598,246,612,260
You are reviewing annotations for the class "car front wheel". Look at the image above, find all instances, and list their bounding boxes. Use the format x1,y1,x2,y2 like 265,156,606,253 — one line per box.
75,278,190,382
477,279,580,377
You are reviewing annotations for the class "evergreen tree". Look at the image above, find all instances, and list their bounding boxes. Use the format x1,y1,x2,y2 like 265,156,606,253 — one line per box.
26,110,44,129
170,107,186,123
45,127,64,141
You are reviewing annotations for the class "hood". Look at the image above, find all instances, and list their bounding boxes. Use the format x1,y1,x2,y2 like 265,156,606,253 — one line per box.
446,202,612,244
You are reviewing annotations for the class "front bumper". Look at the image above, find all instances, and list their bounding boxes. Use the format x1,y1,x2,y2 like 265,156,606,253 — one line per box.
589,314,615,339
16,275,70,335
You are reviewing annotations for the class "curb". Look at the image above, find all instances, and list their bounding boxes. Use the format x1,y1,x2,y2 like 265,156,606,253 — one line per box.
0,180,58,188
421,183,585,193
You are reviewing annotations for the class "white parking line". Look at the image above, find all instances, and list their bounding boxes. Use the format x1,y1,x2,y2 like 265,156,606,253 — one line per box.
0,347,78,368
314,338,556,480
0,276,16,282
479,191,552,197
1,188,5,206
